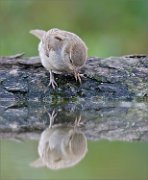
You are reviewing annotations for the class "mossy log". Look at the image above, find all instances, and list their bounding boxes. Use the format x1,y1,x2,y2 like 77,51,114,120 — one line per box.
0,54,148,141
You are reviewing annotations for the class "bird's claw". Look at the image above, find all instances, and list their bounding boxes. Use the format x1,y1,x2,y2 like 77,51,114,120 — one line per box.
49,79,57,89
74,72,85,84
48,110,57,128
74,116,82,130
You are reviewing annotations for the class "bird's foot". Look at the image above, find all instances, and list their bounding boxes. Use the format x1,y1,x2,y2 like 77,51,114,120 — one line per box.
47,110,57,128
74,116,83,130
44,71,57,93
48,71,58,89
74,72,86,84
44,76,57,93
48,78,58,89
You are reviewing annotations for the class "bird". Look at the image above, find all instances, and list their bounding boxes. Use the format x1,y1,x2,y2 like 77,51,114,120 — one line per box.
30,111,87,170
30,28,88,89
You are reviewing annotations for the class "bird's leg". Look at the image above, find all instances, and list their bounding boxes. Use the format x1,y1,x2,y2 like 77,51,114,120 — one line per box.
74,69,86,84
74,69,81,84
47,110,57,128
74,116,82,130
43,106,57,128
49,70,57,89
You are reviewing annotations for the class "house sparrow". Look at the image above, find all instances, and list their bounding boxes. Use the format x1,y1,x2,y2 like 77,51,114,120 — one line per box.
30,28,88,89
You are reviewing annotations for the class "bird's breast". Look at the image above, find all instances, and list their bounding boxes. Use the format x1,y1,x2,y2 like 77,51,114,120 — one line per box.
38,42,72,74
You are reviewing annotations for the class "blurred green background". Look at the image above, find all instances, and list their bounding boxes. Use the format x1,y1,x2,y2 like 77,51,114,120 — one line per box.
0,0,148,57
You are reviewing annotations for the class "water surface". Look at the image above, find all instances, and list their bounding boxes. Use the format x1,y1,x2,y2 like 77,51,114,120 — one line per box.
1,138,148,180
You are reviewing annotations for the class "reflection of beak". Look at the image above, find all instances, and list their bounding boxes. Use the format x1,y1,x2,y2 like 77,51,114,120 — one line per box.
74,68,82,84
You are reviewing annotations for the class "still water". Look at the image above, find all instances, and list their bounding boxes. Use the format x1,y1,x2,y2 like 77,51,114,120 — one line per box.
1,100,148,180
1,133,148,180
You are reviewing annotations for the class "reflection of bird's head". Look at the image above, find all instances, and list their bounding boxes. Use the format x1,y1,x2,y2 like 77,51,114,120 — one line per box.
31,124,87,170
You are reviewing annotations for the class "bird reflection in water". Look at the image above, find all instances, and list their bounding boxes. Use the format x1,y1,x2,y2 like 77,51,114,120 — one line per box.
31,111,87,170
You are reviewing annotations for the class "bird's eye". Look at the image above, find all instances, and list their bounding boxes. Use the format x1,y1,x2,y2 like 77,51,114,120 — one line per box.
54,36,62,41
